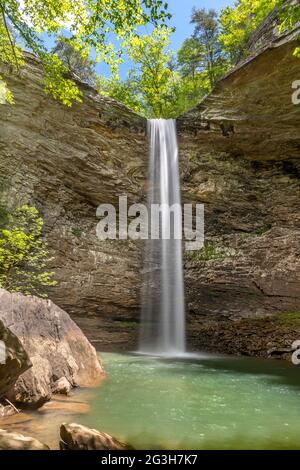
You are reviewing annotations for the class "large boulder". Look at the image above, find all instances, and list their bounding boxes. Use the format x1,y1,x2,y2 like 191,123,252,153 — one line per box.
0,319,31,399
60,423,132,450
0,429,49,450
0,289,104,407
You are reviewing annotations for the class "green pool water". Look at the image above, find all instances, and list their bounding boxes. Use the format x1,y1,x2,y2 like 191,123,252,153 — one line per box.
80,352,300,450
4,352,300,449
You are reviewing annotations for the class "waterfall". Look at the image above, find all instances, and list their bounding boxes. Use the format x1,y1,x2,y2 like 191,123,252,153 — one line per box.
139,119,186,356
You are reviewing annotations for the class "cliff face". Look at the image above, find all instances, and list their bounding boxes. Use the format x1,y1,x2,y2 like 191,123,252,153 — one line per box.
0,27,300,357
0,54,147,349
178,30,300,357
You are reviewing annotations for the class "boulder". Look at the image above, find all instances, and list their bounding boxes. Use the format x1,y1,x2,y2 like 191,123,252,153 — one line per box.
0,289,104,407
0,429,49,450
52,377,72,395
60,423,133,450
0,319,31,399
0,402,18,417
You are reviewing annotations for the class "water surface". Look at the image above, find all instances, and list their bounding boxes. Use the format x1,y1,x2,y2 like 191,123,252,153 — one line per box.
3,353,300,449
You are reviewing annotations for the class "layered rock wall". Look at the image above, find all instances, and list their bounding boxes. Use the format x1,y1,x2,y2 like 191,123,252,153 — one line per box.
0,54,146,349
178,33,300,356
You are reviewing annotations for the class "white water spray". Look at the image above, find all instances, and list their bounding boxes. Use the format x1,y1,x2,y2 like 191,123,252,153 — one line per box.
139,119,186,356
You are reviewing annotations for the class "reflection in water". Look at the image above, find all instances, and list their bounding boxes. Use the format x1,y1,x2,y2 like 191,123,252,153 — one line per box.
1,353,300,450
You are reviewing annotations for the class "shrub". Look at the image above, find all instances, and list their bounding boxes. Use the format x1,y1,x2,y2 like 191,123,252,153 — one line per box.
0,205,56,297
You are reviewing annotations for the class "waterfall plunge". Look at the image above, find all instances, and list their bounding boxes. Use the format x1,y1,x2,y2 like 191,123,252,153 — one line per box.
139,119,186,356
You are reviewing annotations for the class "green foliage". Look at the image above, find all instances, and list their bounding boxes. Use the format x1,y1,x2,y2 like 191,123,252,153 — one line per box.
124,27,178,117
98,74,144,115
254,224,272,236
177,38,204,78
42,53,83,106
0,76,14,104
279,1,300,33
294,47,300,58
98,27,173,117
99,26,211,118
0,205,56,297
2,1,297,116
219,0,300,64
273,312,300,327
176,38,212,107
188,242,225,262
0,0,171,105
71,227,83,238
52,37,97,86
191,8,227,88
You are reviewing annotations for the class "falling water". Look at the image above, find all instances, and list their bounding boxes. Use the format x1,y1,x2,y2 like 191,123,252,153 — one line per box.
139,119,186,356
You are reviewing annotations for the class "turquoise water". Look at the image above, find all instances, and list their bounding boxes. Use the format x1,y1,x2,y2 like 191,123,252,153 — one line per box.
80,353,300,450
4,352,300,449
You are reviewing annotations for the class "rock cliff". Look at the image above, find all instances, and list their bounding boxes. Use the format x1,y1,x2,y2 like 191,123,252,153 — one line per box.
0,24,299,358
0,53,146,350
178,27,300,357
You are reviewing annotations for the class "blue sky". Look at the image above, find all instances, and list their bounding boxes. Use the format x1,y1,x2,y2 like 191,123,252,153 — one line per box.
167,0,235,51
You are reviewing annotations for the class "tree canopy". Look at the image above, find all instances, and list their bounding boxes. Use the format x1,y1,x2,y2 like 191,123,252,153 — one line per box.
0,0,171,105
1,1,299,115
52,37,97,86
219,1,300,63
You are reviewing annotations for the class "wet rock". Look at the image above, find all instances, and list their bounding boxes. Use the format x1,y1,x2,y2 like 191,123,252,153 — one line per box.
60,423,133,450
0,289,104,408
0,319,31,399
0,429,49,450
39,398,90,415
0,402,17,417
52,377,72,395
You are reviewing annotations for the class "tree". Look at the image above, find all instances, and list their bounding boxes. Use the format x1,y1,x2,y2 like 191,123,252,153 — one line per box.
177,38,204,79
52,37,97,86
190,8,225,89
218,1,300,64
0,205,56,297
219,0,280,64
122,27,177,118
98,26,212,119
278,0,300,58
0,0,171,105
98,74,144,115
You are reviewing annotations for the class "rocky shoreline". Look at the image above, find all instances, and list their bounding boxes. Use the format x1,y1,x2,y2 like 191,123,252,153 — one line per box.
0,421,132,450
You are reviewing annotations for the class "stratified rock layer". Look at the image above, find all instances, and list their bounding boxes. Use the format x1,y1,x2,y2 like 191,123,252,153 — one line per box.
0,289,104,407
0,52,146,348
178,30,300,356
